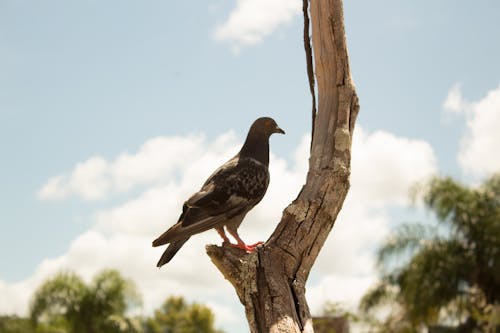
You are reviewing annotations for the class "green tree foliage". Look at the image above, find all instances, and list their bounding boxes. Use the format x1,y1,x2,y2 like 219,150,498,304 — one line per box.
8,270,225,333
360,175,500,332
0,315,35,333
30,269,141,333
313,302,353,333
144,296,224,333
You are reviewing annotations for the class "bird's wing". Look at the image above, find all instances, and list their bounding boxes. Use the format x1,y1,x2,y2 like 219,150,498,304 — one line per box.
152,189,256,246
152,157,269,246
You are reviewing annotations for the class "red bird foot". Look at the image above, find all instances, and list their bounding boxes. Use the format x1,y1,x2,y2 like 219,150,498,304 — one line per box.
229,241,263,253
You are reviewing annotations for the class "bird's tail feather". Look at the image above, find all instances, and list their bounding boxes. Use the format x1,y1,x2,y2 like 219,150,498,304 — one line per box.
152,223,181,247
156,237,189,267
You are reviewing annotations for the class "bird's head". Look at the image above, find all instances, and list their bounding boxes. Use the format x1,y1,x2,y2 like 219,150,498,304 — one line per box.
250,117,285,137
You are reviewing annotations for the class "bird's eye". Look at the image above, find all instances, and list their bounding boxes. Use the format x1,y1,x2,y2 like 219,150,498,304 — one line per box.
265,120,271,127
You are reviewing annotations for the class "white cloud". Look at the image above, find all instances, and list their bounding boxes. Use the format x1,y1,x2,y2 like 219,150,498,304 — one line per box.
37,132,239,201
443,82,467,114
307,274,378,315
443,83,500,175
4,126,437,331
38,157,110,200
214,0,301,50
349,127,437,206
37,175,68,200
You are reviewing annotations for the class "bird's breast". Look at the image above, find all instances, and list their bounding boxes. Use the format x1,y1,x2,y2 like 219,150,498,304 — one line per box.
221,159,269,200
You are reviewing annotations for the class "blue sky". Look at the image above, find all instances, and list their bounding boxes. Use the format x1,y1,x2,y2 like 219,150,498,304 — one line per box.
1,0,500,331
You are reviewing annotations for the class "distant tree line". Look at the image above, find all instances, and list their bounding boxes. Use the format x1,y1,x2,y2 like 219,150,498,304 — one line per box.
0,269,224,333
2,174,499,333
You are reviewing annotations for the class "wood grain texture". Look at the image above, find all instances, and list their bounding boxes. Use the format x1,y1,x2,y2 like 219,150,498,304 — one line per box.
207,0,359,331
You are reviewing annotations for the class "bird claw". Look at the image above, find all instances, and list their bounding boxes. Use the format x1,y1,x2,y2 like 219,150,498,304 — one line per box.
228,241,263,253
248,241,264,248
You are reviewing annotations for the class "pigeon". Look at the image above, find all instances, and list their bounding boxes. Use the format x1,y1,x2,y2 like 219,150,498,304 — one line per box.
152,117,285,267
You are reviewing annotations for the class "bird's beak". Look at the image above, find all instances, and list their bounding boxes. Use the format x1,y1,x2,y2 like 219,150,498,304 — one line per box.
274,126,285,134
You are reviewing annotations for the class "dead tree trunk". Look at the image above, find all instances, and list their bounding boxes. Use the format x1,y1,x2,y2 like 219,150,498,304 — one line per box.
206,0,359,332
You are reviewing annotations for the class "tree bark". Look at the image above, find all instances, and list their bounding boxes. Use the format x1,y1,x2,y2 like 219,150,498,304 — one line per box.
206,0,359,332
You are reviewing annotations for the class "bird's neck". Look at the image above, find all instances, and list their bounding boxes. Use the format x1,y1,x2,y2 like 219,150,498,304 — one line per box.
239,134,269,166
